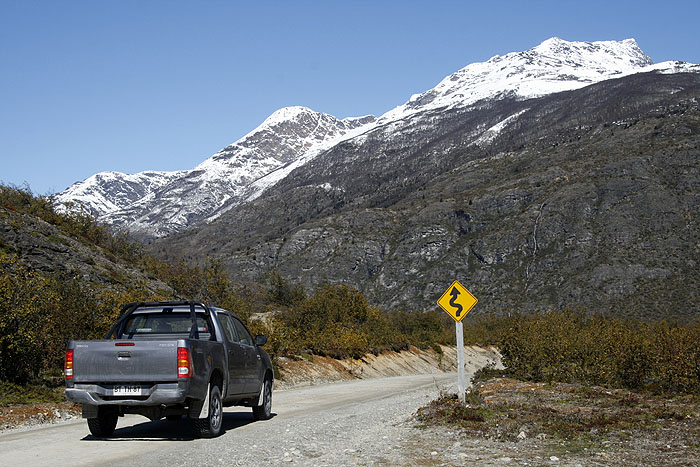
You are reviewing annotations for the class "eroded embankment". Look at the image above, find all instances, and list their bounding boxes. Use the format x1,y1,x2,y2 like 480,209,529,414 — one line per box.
275,345,502,390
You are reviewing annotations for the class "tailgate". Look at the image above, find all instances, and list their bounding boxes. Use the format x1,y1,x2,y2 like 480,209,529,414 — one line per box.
71,340,179,383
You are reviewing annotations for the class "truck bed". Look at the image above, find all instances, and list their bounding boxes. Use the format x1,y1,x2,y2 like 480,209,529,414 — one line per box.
72,338,179,383
67,335,223,406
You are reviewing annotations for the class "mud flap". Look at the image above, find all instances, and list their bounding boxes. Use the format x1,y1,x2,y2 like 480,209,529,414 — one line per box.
257,381,265,406
200,383,210,419
189,383,210,419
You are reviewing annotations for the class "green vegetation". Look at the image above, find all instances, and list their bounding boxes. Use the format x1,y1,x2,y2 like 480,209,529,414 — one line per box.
3,183,700,411
265,283,454,360
0,381,67,406
418,310,700,452
0,254,161,386
494,310,700,394
0,184,455,400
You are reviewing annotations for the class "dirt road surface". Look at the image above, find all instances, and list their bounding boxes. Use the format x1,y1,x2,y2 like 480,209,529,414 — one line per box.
0,373,460,466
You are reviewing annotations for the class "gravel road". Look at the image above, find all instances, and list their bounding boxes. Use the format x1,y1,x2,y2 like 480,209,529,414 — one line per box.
0,373,458,466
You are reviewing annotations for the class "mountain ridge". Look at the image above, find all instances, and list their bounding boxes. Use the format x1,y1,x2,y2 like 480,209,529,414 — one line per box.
57,107,377,239
56,38,698,241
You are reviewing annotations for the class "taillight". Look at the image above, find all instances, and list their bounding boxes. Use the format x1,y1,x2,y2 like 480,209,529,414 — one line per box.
177,347,193,378
65,349,74,379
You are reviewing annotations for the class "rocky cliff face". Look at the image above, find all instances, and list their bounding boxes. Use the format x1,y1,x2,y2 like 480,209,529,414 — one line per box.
0,205,171,295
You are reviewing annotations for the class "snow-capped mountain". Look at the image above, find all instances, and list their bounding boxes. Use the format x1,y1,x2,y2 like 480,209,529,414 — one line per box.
56,107,376,238
57,169,184,216
380,37,697,122
57,37,699,239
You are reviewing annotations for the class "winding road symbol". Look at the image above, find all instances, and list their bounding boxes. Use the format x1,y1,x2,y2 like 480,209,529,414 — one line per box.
449,287,463,317
437,280,478,322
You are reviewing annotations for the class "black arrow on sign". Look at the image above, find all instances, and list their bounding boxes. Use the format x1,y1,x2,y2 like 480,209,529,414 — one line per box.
449,286,463,317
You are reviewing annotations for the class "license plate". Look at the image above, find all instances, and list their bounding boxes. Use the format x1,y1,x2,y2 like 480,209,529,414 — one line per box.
113,385,141,396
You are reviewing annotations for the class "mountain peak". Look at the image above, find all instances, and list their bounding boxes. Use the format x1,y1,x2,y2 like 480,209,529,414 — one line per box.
380,37,657,123
261,106,317,126
533,36,567,50
530,37,652,68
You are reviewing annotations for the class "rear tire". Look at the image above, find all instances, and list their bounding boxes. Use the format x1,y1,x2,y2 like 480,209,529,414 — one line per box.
192,384,223,438
252,377,272,421
87,407,118,437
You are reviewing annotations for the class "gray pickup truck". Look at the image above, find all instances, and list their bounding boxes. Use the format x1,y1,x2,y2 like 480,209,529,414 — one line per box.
65,301,273,438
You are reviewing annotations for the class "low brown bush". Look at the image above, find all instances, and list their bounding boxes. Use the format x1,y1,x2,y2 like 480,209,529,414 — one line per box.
498,310,700,394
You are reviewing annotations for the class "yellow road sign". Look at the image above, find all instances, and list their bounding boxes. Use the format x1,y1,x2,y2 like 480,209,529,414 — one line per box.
437,280,478,322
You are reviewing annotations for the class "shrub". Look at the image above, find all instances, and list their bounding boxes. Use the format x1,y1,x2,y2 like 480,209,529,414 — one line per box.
0,255,55,384
498,310,700,394
266,270,306,307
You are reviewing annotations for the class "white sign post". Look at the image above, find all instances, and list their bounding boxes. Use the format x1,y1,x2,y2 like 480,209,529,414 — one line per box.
455,321,466,403
437,280,478,404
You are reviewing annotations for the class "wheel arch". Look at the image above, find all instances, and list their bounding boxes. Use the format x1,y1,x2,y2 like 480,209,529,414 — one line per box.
209,367,224,392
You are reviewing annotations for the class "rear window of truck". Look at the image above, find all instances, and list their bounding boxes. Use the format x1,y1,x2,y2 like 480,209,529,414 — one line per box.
122,312,211,339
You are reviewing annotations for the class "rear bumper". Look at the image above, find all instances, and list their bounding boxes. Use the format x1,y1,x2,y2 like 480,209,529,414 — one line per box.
65,382,193,406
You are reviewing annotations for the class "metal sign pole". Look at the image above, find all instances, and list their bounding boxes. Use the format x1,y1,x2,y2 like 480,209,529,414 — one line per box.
456,320,465,403
437,280,477,405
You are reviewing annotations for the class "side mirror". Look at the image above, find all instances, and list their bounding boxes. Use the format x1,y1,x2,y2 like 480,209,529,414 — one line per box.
255,334,267,346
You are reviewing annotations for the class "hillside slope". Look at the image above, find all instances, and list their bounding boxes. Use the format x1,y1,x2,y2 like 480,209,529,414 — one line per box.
0,198,171,296
153,72,700,319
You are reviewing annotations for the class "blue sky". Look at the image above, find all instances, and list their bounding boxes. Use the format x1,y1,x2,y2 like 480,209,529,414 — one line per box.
2,0,699,195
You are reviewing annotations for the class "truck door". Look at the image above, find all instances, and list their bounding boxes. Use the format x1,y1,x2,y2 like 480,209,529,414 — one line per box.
218,313,247,396
232,317,263,394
